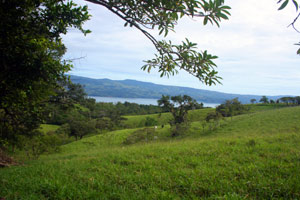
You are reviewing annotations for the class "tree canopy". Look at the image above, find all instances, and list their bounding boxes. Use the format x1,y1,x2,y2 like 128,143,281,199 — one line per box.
0,0,90,145
259,96,269,104
158,95,201,125
86,0,231,85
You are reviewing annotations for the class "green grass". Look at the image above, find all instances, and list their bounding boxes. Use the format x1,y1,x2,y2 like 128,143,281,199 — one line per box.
247,103,288,113
1,106,300,199
39,124,60,133
123,108,214,128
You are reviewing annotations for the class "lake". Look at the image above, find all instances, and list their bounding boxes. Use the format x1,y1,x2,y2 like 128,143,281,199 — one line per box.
89,96,219,107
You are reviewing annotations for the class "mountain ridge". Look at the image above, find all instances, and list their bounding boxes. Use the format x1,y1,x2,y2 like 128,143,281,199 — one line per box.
70,75,287,103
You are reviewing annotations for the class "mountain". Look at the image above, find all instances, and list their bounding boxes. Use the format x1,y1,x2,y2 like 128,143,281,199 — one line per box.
70,75,286,103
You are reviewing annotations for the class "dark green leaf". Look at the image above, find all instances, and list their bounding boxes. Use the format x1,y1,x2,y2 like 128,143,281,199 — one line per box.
204,17,208,25
278,0,289,10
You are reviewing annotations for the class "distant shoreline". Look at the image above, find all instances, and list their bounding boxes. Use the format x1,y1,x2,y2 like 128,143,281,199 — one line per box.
89,96,219,107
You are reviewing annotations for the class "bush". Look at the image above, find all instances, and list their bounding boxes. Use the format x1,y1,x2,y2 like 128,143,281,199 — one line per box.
205,112,223,131
170,122,190,137
123,128,156,145
68,120,96,140
216,98,248,117
18,130,63,159
144,117,158,126
96,117,114,131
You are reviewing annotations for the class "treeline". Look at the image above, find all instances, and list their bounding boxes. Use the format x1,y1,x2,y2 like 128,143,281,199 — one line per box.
251,96,300,105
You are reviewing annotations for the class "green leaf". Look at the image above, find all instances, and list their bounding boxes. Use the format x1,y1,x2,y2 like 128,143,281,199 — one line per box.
203,17,208,25
297,48,300,55
219,13,229,20
220,6,231,10
292,0,299,11
278,0,289,10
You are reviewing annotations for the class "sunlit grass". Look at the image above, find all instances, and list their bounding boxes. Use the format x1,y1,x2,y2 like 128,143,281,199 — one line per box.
1,106,300,199
39,124,60,133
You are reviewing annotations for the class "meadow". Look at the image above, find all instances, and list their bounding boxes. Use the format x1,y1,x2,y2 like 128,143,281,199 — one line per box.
1,106,300,199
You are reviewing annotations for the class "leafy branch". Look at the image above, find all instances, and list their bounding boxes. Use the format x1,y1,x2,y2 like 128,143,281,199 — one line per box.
277,0,300,54
86,0,230,85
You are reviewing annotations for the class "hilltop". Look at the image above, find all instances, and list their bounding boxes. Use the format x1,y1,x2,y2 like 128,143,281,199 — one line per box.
70,75,286,103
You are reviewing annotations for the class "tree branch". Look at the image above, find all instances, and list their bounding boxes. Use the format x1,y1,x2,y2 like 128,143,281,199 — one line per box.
288,12,300,33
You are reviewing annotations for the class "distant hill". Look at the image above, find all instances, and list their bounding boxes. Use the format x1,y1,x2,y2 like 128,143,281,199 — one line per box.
70,75,286,103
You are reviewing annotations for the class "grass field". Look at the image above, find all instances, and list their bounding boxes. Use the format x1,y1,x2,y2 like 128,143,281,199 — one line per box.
1,106,300,199
123,108,214,128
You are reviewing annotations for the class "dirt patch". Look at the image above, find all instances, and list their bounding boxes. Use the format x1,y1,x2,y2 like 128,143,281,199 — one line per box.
0,148,17,167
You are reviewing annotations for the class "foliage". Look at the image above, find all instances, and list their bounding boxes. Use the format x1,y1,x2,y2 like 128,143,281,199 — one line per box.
205,111,223,131
259,96,269,104
123,128,156,145
277,0,300,54
87,0,230,84
144,117,158,127
278,96,300,105
216,98,248,117
158,95,201,136
205,111,223,122
17,131,63,159
250,98,256,104
96,117,114,131
68,120,96,140
0,0,90,146
158,95,200,124
50,79,87,106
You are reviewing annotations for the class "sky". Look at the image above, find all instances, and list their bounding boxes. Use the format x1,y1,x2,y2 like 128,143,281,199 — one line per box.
62,0,300,96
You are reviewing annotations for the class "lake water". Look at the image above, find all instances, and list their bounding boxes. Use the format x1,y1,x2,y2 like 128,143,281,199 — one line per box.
90,96,219,108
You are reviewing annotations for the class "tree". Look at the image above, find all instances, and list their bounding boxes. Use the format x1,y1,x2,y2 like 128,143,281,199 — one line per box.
216,98,247,118
259,96,269,104
157,95,173,113
0,0,90,146
48,80,87,110
158,95,199,136
87,0,231,84
250,99,257,104
279,96,299,105
279,97,289,105
295,96,300,105
69,120,96,140
277,0,300,54
205,111,223,130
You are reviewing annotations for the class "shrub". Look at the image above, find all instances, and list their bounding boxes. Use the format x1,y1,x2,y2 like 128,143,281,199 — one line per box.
123,128,156,145
170,122,190,137
144,117,158,126
216,98,248,117
68,120,96,140
19,130,62,159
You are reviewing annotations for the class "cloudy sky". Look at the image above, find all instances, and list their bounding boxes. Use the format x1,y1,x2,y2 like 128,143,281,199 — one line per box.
62,0,300,96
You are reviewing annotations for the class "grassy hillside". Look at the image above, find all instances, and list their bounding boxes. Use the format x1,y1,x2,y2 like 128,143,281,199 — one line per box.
1,106,300,199
123,108,214,128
